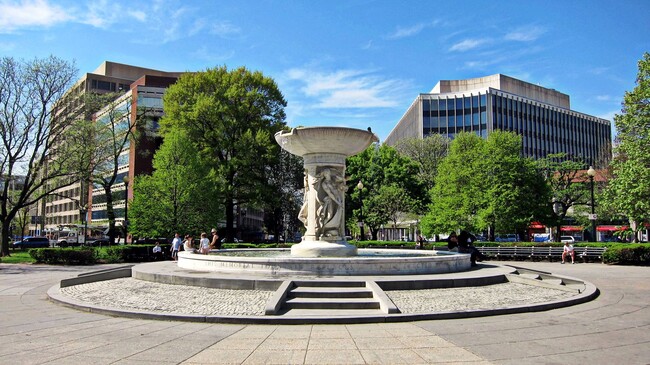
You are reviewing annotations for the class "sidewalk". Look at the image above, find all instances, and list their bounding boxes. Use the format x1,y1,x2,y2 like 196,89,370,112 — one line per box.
1,261,649,364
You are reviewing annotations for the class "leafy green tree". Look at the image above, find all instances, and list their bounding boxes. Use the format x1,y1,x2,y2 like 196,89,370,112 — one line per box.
161,66,287,242
421,132,484,236
346,144,426,240
0,56,79,256
421,131,550,240
537,153,591,241
129,129,222,238
478,131,551,239
374,184,416,232
604,52,650,242
394,134,450,191
263,148,304,242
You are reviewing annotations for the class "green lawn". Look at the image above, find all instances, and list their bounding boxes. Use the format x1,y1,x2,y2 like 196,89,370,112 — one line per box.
1,250,36,264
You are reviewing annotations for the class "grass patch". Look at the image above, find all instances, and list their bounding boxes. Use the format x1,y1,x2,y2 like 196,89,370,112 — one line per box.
1,250,36,264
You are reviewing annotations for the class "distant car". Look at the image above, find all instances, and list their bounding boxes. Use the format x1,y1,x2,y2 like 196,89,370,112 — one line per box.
87,238,112,247
12,236,50,250
561,236,576,244
495,234,520,242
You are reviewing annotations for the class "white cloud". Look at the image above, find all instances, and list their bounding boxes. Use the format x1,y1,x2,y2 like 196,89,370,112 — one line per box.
83,0,143,28
128,10,147,22
0,0,72,33
210,21,241,38
387,20,439,40
449,38,490,52
598,110,618,122
596,95,612,101
284,68,409,108
505,25,546,42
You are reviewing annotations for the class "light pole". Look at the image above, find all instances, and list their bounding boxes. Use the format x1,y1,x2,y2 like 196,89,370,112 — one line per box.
357,181,364,241
122,176,130,243
587,166,597,242
79,205,88,245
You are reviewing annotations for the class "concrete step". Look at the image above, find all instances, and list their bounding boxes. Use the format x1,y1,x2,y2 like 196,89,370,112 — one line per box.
285,297,381,310
281,308,385,317
289,286,374,298
292,280,366,288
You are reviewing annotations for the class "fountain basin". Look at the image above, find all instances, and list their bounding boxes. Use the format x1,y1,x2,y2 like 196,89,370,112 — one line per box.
177,249,471,276
275,126,379,157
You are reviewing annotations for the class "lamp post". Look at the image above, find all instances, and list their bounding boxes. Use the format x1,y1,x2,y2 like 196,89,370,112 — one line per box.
122,176,130,243
587,166,597,242
357,181,364,241
79,205,88,245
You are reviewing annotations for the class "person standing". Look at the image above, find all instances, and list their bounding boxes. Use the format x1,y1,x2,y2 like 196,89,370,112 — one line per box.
171,233,181,261
209,228,221,250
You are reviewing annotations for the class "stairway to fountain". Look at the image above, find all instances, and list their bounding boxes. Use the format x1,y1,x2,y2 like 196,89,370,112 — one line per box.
268,280,399,316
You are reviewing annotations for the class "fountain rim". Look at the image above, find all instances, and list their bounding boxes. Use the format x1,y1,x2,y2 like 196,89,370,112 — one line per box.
179,248,467,263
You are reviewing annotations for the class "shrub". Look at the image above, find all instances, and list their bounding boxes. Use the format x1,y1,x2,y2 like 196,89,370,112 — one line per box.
104,244,171,263
603,244,650,265
29,248,98,265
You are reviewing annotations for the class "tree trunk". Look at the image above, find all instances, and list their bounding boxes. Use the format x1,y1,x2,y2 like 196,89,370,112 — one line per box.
225,199,235,242
105,185,117,245
1,219,12,257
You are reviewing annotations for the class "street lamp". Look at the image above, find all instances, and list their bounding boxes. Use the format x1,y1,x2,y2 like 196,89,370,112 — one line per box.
587,166,597,242
122,176,130,243
79,204,88,245
357,181,364,241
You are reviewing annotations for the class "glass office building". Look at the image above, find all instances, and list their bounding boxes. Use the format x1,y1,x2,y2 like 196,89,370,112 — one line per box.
385,74,611,166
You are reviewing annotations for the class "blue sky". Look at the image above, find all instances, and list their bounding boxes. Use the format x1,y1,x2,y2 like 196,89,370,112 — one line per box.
1,0,648,141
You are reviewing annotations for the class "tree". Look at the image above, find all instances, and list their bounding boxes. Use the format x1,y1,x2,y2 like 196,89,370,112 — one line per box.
421,132,484,236
263,148,304,243
604,52,650,242
478,131,551,239
537,153,591,241
421,131,550,240
346,144,426,240
394,134,450,191
161,66,287,242
0,56,78,256
128,128,222,238
79,91,152,244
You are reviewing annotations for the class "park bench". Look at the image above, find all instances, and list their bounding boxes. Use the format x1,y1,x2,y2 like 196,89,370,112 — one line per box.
475,245,606,263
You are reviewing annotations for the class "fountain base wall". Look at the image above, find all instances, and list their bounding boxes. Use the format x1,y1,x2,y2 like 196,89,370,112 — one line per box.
177,249,471,276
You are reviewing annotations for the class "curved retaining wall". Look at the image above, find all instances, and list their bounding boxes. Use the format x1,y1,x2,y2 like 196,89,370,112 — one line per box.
177,248,472,276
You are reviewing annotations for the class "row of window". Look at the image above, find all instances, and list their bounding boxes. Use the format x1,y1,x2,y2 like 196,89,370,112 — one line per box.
90,79,130,92
45,214,81,226
92,208,125,221
490,94,609,163
422,94,489,134
418,92,610,165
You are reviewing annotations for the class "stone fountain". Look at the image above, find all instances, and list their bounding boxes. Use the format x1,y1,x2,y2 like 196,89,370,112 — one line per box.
275,126,378,257
176,126,471,276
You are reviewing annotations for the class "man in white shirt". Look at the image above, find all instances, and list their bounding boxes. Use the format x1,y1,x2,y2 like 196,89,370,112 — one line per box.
562,241,575,264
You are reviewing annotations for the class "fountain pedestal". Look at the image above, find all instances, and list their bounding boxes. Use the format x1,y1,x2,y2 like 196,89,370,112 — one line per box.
275,127,378,257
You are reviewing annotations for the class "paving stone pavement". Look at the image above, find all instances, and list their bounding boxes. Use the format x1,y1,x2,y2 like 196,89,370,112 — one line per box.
1,261,649,364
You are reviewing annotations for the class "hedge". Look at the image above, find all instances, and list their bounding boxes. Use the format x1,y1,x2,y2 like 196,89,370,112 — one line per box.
105,244,172,263
29,248,98,265
602,244,650,265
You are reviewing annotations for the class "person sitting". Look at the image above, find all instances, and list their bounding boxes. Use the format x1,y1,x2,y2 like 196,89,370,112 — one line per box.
562,241,575,264
152,242,163,260
447,232,459,252
458,231,486,267
183,234,196,253
416,235,426,249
